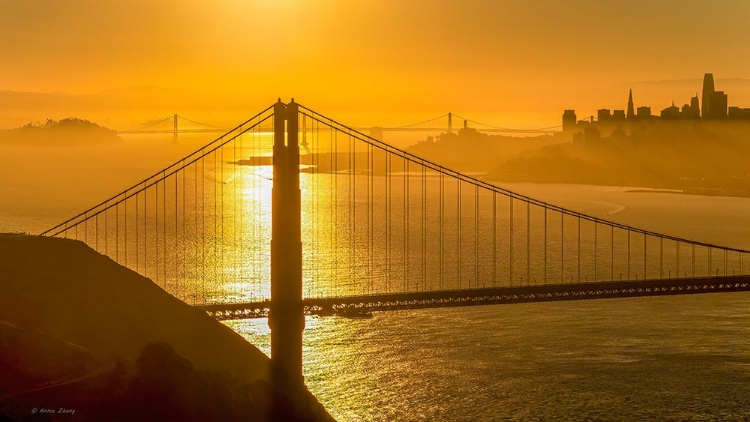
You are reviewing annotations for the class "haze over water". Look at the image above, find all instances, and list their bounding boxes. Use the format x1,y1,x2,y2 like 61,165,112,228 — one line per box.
3,137,750,420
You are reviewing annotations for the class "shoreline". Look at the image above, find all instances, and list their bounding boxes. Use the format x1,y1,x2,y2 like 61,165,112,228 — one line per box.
485,177,750,200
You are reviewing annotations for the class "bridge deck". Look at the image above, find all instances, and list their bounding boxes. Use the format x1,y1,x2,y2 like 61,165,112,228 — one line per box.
197,275,750,320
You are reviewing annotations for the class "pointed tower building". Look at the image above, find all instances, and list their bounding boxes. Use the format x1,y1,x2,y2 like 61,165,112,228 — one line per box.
702,73,715,119
627,89,635,120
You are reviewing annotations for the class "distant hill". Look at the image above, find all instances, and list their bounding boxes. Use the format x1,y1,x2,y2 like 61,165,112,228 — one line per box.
0,118,122,145
405,127,563,173
486,123,750,195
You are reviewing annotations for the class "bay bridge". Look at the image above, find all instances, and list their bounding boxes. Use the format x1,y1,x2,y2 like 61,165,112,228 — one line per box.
116,111,562,142
42,99,750,388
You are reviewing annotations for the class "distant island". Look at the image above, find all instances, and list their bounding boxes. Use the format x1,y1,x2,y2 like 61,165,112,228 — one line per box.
0,118,122,145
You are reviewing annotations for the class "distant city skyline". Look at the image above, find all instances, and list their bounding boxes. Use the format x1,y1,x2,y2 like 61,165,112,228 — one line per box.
562,73,750,138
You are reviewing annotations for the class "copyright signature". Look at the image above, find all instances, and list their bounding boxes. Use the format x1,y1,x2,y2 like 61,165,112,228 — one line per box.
29,407,75,415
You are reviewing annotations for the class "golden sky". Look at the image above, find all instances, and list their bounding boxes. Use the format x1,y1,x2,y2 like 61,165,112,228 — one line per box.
2,0,750,125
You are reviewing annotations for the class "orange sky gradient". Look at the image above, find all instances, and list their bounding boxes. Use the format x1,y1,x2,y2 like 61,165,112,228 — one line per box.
2,0,750,128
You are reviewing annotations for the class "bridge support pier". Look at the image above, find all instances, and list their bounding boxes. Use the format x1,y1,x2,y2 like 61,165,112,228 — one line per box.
269,99,305,394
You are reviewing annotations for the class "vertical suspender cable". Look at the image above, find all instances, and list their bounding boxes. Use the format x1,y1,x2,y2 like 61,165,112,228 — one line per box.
350,132,355,295
331,128,336,294
213,153,217,295
124,199,128,266
367,144,375,288
232,135,237,296
611,226,614,281
476,185,479,288
136,193,139,272
560,212,563,284
195,158,199,304
543,206,547,285
510,196,514,286
527,200,530,286
422,164,426,290
457,180,461,287
175,172,179,297
440,172,444,289
594,221,599,282
104,202,108,256
143,189,147,279
643,234,647,280
406,159,410,290
627,230,631,280
156,182,160,285
220,148,224,289
163,170,167,290
578,215,581,283
658,237,663,280
691,243,695,278
493,191,497,286
202,155,205,301
383,150,393,293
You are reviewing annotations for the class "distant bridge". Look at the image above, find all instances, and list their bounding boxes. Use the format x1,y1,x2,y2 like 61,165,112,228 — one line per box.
116,112,562,141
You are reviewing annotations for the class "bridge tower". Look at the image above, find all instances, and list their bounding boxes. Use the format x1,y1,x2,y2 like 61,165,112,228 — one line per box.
173,114,178,143
448,112,453,132
269,99,305,392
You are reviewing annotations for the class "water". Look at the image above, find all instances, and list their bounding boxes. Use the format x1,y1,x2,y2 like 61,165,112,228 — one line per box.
3,140,750,420
224,183,750,421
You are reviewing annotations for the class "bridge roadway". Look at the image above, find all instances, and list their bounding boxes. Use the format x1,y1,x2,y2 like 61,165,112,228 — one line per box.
197,275,750,320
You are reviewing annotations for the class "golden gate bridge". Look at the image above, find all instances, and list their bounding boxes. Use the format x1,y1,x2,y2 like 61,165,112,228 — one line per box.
42,99,750,389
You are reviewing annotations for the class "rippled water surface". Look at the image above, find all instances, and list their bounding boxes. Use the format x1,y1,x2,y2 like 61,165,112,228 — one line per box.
229,293,750,421
226,184,750,421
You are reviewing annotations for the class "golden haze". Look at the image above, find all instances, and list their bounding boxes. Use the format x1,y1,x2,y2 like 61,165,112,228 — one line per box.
1,0,750,127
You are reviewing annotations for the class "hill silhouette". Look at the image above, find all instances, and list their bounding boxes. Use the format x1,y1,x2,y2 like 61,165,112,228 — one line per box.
0,118,121,145
0,234,333,421
405,127,560,172
487,123,750,196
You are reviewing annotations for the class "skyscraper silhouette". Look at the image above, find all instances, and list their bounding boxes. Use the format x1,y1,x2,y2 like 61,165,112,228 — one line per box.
691,94,700,117
708,91,728,119
701,73,715,118
562,110,577,133
627,89,635,119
